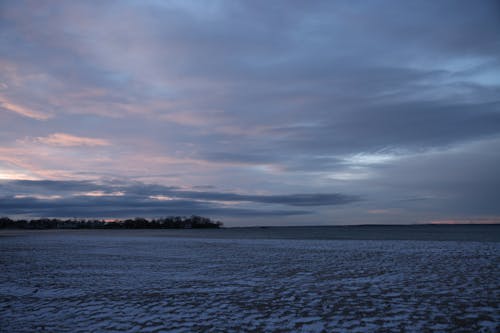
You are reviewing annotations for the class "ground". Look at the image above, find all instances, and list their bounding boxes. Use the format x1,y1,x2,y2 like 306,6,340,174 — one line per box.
0,231,498,332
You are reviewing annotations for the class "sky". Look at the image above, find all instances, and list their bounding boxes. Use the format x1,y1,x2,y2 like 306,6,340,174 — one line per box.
1,0,499,226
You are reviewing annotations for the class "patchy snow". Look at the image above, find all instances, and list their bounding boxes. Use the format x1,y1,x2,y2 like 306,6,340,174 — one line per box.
0,232,499,332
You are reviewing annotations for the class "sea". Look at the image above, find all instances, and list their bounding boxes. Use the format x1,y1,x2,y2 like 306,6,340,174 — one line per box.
1,225,499,332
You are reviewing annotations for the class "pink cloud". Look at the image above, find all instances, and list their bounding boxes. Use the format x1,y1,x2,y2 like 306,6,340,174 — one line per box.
35,133,110,147
0,97,51,120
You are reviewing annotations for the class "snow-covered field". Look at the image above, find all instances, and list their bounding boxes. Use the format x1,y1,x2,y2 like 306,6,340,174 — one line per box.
0,231,499,332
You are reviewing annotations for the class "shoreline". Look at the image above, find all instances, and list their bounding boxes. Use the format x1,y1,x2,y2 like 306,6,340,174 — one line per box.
1,224,499,242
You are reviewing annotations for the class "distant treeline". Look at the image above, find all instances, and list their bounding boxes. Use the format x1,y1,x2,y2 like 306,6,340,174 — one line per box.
0,216,222,229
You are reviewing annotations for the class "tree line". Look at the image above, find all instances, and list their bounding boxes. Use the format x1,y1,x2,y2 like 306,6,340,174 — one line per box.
0,216,223,229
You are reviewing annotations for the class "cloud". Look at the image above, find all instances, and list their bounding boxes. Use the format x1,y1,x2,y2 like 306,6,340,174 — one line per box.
0,0,499,224
0,179,360,219
0,179,359,207
34,133,110,147
170,191,360,207
0,194,311,219
0,97,51,120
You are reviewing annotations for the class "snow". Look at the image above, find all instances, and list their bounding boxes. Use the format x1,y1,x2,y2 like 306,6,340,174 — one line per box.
0,231,499,332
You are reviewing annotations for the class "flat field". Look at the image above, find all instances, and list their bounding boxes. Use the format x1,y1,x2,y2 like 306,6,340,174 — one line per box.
0,230,498,332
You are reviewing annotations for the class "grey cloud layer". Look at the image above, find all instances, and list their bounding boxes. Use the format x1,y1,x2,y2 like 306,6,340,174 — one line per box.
0,196,311,218
0,180,359,218
0,0,499,223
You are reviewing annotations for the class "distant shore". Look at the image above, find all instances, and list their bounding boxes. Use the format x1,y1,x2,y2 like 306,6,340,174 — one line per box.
0,216,222,230
1,223,498,242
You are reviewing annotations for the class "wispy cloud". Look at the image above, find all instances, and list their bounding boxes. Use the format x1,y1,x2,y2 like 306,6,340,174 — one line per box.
35,133,110,147
0,97,51,120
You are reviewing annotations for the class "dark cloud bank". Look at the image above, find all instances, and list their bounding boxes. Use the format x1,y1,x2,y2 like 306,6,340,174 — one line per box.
0,180,360,218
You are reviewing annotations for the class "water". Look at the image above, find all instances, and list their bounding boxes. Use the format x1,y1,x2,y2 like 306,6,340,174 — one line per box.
1,226,499,332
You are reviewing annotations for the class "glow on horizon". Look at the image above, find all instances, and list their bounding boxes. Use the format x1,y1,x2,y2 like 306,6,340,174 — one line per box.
429,218,500,225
